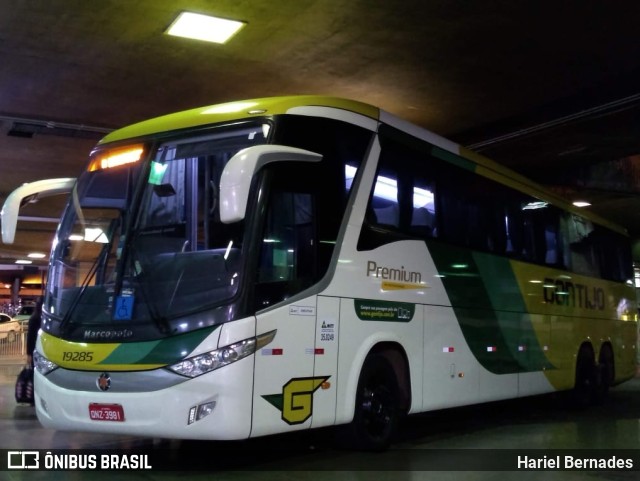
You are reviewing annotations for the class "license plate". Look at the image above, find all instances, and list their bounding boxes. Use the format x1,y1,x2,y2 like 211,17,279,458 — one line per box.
89,403,125,422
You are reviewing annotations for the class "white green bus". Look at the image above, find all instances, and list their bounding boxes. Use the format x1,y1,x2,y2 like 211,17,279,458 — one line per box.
3,96,637,450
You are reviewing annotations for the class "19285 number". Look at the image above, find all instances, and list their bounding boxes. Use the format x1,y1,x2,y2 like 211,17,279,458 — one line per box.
62,351,94,362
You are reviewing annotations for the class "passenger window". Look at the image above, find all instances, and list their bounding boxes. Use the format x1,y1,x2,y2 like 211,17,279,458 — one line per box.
563,214,600,277
362,133,437,241
371,169,401,228
411,180,436,237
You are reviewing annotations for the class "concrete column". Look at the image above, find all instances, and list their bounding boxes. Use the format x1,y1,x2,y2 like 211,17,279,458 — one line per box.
11,277,20,307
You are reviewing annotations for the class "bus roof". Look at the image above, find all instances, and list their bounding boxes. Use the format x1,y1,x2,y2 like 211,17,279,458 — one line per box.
99,96,380,144
99,95,627,236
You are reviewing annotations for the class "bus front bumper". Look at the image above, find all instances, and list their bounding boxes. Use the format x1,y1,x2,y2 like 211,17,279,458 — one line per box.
34,358,254,440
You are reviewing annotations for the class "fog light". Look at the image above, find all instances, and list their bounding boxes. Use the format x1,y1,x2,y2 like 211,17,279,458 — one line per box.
188,401,217,425
197,402,216,420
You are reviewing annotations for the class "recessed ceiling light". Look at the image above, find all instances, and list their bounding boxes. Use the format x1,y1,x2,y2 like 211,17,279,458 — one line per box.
572,200,591,208
15,259,32,265
165,12,245,44
27,252,47,259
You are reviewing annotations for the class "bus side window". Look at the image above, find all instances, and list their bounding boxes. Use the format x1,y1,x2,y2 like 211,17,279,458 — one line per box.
595,226,633,282
358,133,437,250
371,168,401,228
410,178,436,238
563,213,601,278
542,207,562,266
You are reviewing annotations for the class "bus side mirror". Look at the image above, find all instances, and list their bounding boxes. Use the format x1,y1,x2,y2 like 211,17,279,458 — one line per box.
1,177,76,244
219,145,322,223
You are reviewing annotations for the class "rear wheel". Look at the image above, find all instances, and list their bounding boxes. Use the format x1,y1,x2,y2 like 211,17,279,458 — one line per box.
594,344,614,405
345,355,400,451
572,345,596,408
7,331,16,343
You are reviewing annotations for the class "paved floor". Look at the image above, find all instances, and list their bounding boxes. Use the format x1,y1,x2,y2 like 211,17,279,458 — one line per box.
1,359,639,480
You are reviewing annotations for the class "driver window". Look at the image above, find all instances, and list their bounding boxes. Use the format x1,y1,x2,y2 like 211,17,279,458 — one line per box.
258,191,313,284
254,185,316,310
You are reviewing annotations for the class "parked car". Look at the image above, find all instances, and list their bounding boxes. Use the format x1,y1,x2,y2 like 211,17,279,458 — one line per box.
0,313,21,342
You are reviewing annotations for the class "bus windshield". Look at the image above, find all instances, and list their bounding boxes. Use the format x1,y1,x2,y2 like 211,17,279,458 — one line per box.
46,123,269,335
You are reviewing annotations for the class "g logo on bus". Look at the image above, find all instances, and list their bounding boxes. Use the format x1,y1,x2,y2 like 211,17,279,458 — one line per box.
97,373,111,392
262,376,329,425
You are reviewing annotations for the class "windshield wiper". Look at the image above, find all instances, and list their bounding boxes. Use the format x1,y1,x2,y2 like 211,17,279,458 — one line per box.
59,241,111,333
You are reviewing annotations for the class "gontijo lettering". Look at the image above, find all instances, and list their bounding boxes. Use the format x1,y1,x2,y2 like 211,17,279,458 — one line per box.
543,277,605,310
366,260,422,283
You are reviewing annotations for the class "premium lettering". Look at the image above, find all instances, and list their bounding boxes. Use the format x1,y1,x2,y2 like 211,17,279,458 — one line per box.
366,260,422,284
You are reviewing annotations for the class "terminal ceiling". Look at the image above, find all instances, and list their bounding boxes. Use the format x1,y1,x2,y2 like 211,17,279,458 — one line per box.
1,1,640,288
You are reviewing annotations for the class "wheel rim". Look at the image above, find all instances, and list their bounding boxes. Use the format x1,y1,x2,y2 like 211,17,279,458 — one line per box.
360,382,394,439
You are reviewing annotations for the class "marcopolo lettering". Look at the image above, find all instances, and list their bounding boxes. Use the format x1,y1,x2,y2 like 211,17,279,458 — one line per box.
542,277,605,310
83,329,134,340
366,260,422,284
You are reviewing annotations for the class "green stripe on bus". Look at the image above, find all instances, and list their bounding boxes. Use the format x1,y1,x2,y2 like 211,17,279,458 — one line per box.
473,252,554,372
427,241,553,374
100,325,219,365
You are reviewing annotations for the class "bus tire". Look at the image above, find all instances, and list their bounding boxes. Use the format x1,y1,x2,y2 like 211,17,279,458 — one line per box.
572,345,596,408
7,331,16,343
594,344,614,405
345,355,400,452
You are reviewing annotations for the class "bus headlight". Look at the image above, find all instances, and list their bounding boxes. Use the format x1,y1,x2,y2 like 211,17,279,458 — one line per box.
33,350,58,375
168,330,276,378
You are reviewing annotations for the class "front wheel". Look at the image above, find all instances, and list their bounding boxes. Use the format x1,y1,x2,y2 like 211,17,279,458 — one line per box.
345,355,400,451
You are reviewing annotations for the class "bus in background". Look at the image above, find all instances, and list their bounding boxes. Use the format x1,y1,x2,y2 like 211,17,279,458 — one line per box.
2,96,637,451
